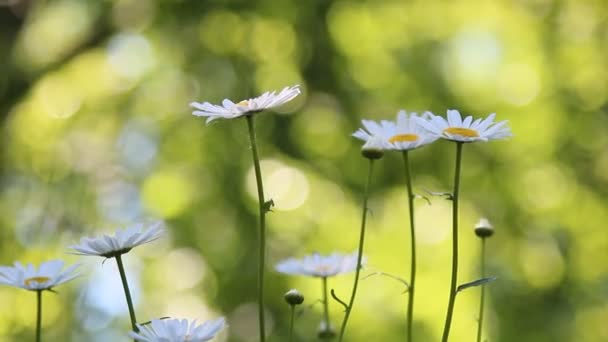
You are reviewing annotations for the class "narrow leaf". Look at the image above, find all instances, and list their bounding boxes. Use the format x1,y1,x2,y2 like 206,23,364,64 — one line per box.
457,276,497,293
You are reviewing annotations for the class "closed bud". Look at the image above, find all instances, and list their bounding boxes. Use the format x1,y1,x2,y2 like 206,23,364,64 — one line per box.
474,218,494,238
284,289,304,306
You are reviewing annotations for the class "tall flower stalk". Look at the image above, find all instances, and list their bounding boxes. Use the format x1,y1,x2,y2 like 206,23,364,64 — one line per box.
246,114,268,342
476,237,487,342
414,109,511,341
441,141,463,342
402,151,416,342
36,290,42,342
115,254,138,333
69,223,163,339
283,289,304,342
474,218,495,342
338,136,383,341
190,84,301,342
353,110,438,341
321,277,335,336
338,159,374,342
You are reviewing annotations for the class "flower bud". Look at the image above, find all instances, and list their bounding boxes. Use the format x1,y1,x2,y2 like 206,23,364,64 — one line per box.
361,136,385,160
474,218,494,238
284,289,304,306
317,321,336,340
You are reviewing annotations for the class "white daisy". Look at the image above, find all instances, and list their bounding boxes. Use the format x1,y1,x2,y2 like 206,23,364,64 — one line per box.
190,85,301,123
0,260,79,291
130,317,226,342
415,109,512,143
275,252,362,278
69,222,163,258
353,110,439,151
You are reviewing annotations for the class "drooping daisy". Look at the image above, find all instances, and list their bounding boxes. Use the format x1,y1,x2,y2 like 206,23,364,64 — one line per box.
69,222,163,258
130,317,226,342
353,110,439,151
70,222,164,333
415,109,512,143
275,252,361,278
0,260,79,291
190,85,301,123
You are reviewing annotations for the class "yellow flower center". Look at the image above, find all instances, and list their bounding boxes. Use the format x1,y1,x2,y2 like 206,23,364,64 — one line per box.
315,265,331,273
237,100,249,106
24,276,50,287
443,127,479,137
389,134,419,143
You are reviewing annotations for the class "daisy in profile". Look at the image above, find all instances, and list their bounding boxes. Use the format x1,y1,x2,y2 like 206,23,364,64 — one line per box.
414,110,511,341
353,110,438,151
69,222,163,333
69,222,163,258
276,252,361,339
0,260,79,341
354,110,439,341
190,85,301,123
190,85,301,342
130,317,226,342
276,252,360,278
0,260,79,291
415,109,512,143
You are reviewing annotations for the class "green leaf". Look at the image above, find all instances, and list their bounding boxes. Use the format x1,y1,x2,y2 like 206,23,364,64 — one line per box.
457,276,497,293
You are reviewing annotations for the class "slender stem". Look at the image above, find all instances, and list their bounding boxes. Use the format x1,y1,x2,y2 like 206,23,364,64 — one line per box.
289,305,295,342
476,238,487,342
115,254,138,336
322,277,330,331
35,290,42,342
338,159,375,342
441,142,464,342
246,114,267,342
402,151,416,342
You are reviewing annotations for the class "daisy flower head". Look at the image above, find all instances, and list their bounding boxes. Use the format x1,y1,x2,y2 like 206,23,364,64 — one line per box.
353,110,439,151
190,85,301,123
275,252,362,278
69,222,163,258
130,317,226,342
415,109,512,143
0,259,79,291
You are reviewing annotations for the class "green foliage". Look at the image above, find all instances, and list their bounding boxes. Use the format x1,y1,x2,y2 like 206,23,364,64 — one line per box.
0,0,607,341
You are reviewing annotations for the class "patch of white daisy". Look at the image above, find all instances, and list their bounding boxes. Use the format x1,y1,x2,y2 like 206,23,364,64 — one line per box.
0,260,79,291
129,317,226,342
275,252,362,278
190,85,301,123
415,109,512,143
69,222,163,258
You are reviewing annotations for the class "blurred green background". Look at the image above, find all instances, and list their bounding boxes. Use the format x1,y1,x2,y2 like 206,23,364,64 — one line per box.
1,0,607,341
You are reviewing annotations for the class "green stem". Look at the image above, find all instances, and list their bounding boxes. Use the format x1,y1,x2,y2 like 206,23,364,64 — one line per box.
476,238,487,342
246,114,267,342
441,142,464,342
338,159,375,342
115,254,138,336
402,151,416,342
322,277,330,332
289,305,295,342
35,290,42,342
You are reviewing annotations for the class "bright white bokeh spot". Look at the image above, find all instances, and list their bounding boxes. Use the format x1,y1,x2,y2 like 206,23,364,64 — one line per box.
107,33,155,82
